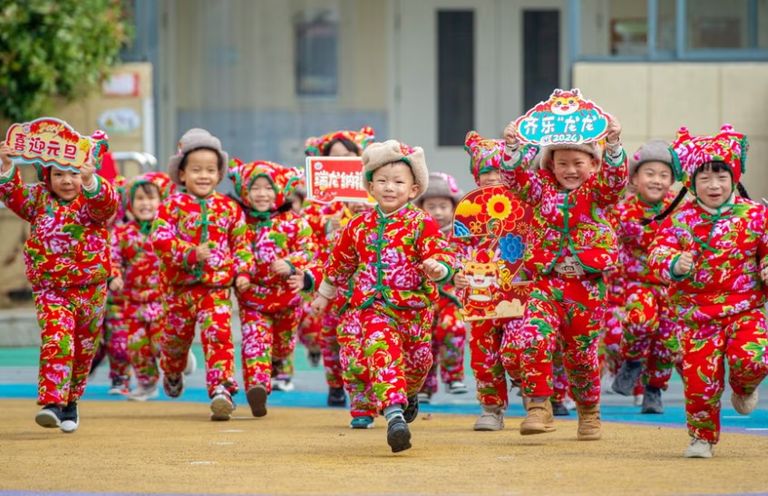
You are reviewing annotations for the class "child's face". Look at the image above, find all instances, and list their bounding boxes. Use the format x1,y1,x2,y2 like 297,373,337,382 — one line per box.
248,176,277,212
421,197,454,229
290,193,304,214
368,163,419,214
694,168,733,209
50,169,82,201
631,161,673,204
344,201,370,215
477,170,501,187
179,149,220,198
131,185,161,222
328,142,357,157
551,149,597,191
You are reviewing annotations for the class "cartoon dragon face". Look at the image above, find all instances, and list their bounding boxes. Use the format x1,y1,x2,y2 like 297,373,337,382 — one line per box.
465,259,498,291
550,89,582,115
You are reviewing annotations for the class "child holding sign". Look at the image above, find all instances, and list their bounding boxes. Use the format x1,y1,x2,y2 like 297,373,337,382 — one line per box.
311,140,457,453
0,138,118,433
502,100,626,441
649,125,768,458
151,128,252,421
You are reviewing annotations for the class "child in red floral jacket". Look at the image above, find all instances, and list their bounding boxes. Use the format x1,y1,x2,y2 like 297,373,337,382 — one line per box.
311,140,457,453
649,125,768,458
229,159,315,417
0,144,119,433
151,128,253,421
111,172,176,401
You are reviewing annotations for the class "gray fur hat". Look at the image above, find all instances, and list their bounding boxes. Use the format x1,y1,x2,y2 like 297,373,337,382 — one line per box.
630,140,673,176
416,172,464,206
167,128,229,185
362,139,429,195
538,142,602,170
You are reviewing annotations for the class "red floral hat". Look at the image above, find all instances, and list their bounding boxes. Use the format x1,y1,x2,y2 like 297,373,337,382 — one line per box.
671,124,748,190
228,158,300,209
304,126,376,157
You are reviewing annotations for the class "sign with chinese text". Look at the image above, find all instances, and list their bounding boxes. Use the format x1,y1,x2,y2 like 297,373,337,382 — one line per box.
4,118,100,172
453,185,534,321
514,88,610,146
305,156,373,203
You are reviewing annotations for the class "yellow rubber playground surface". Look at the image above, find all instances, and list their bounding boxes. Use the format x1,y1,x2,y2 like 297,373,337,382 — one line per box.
1,400,767,496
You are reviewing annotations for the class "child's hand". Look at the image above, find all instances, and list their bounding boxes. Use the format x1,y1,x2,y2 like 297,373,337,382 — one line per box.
109,275,124,293
311,295,329,314
454,271,469,289
503,122,519,148
672,252,694,276
421,258,447,280
0,145,14,173
287,271,305,292
605,117,622,145
80,156,96,189
271,259,292,276
195,244,211,262
235,275,250,292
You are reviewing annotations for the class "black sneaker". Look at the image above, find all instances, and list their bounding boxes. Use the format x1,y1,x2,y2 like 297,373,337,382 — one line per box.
163,374,184,398
327,387,346,407
60,401,79,433
611,360,643,396
308,350,322,368
641,385,663,414
386,417,412,453
246,385,268,417
35,404,63,429
403,395,419,423
551,400,570,416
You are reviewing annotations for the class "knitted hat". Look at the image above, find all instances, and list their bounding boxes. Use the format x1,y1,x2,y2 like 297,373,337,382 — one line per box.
629,140,674,177
416,172,464,207
304,126,376,157
167,128,229,186
126,171,176,211
670,124,748,190
362,139,429,194
464,131,504,184
228,158,300,210
538,142,602,170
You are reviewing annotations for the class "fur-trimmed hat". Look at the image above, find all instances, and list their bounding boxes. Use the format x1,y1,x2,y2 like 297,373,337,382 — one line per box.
228,158,300,210
464,131,504,184
629,140,674,177
362,139,429,194
671,124,747,190
416,172,464,207
167,128,229,186
126,171,176,211
304,126,376,157
538,142,602,170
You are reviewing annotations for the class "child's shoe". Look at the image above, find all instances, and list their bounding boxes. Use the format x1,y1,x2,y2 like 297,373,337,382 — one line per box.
327,387,346,407
60,402,79,433
35,404,63,429
611,360,643,396
684,438,713,458
551,400,570,416
108,377,131,396
271,376,295,392
163,374,184,398
307,350,322,367
641,386,663,414
473,405,504,431
246,385,268,417
576,404,601,441
128,383,159,402
519,399,556,435
350,415,375,429
403,395,419,423
417,391,432,404
731,390,759,415
183,350,197,376
448,381,468,394
386,417,412,453
210,386,236,421
633,394,644,407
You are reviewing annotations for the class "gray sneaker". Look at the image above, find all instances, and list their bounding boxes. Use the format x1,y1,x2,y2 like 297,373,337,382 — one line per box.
684,438,713,458
210,386,236,421
641,386,663,414
731,390,758,415
611,360,643,396
473,405,504,431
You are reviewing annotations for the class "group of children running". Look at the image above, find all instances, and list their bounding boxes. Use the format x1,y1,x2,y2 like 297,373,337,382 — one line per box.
1,108,766,458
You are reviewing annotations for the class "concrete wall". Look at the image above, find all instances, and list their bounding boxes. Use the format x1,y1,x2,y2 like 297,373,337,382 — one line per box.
574,62,768,200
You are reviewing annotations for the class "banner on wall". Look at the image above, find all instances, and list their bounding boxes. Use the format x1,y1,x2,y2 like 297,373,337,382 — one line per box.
305,156,373,204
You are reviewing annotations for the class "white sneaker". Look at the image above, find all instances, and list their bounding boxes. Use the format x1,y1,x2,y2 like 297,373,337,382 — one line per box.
731,390,758,415
60,402,79,434
210,386,236,421
633,394,644,407
684,438,713,458
473,406,505,431
183,350,197,376
417,392,432,404
271,377,295,392
128,383,160,402
563,397,577,411
448,381,468,394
